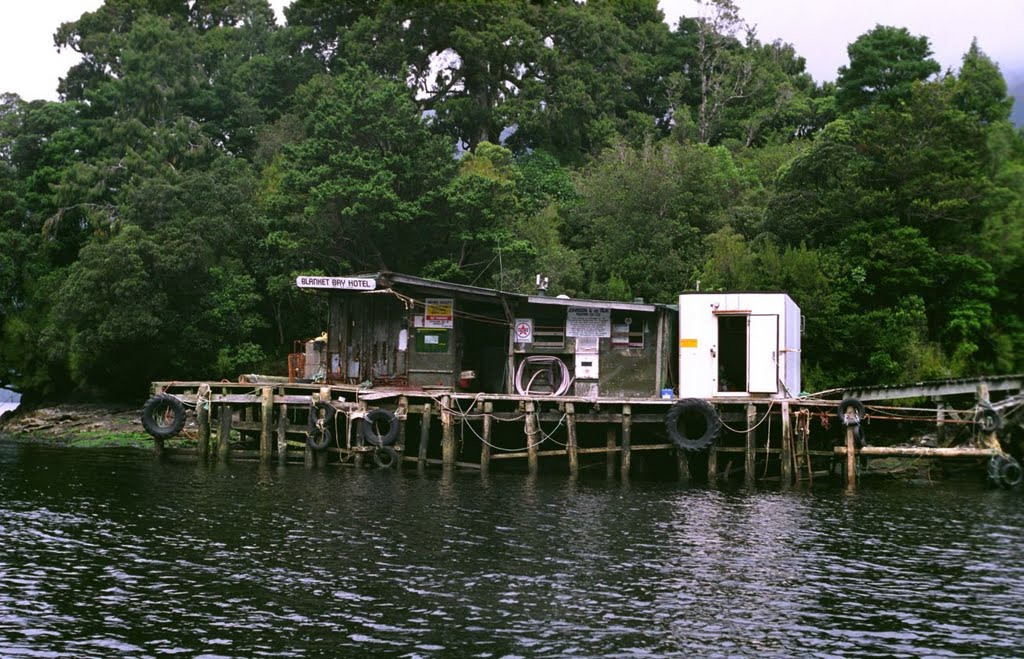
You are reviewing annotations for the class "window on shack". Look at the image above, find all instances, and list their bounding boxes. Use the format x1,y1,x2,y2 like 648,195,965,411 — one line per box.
611,313,644,349
532,312,566,348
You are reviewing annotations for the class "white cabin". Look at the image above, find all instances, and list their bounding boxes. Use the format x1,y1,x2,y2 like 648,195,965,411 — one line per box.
677,293,801,399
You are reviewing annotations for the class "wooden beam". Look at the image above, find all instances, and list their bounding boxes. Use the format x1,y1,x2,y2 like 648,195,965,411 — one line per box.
481,402,493,475
525,401,538,475
418,402,432,467
441,395,455,468
260,386,273,462
196,383,210,461
834,446,998,457
566,403,578,478
745,403,756,486
780,400,792,486
621,404,632,479
218,403,231,461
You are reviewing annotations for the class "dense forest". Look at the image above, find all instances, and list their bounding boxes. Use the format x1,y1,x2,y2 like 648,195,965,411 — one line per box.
1,0,1022,403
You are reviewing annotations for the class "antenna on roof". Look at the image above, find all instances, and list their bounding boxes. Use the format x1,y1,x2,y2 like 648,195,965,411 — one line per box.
535,274,549,296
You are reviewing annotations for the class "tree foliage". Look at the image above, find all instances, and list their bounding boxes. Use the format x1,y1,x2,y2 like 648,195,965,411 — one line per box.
0,1,1021,402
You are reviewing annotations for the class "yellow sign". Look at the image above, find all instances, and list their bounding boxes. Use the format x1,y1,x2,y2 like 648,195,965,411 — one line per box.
424,298,454,328
679,338,698,348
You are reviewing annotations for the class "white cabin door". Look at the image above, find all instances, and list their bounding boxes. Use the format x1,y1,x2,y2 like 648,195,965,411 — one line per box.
747,314,779,393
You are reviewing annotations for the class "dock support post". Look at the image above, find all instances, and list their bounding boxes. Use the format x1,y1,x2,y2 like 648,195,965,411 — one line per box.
745,404,757,486
481,402,493,475
620,405,632,479
418,403,432,468
218,403,232,461
780,401,793,486
566,403,578,478
260,387,273,463
707,409,718,486
317,386,333,468
936,402,946,445
839,399,858,489
845,422,857,489
441,395,455,468
196,383,210,461
977,383,999,450
606,427,616,479
277,396,289,464
353,399,366,469
525,401,539,475
677,449,691,484
397,396,408,470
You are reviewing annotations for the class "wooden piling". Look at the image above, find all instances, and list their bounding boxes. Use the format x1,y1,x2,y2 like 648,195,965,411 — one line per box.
397,396,408,470
218,403,232,461
277,399,289,464
935,401,946,445
707,408,718,485
620,404,632,479
845,423,857,489
418,402,432,467
744,403,756,486
316,387,331,468
677,449,691,484
566,403,578,478
977,383,999,450
196,383,210,460
606,427,616,479
441,395,455,468
525,401,539,475
481,401,493,475
260,387,273,462
780,400,793,485
353,399,366,469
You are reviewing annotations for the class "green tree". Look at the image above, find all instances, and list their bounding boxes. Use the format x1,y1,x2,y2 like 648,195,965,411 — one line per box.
835,25,940,112
263,69,456,276
566,139,741,302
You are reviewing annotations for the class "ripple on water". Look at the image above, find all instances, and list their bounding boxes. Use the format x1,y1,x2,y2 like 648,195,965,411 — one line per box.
0,448,1023,656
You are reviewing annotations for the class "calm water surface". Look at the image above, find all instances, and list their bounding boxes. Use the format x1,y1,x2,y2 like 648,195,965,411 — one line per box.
1,442,1022,657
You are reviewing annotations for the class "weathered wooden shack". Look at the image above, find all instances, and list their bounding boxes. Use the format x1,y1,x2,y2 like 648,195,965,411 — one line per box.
296,271,677,399
143,272,1023,489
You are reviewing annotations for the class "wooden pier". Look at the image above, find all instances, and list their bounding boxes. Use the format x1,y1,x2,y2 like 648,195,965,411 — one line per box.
148,375,1023,488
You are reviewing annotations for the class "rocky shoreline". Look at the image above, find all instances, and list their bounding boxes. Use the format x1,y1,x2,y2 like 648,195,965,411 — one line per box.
0,404,149,444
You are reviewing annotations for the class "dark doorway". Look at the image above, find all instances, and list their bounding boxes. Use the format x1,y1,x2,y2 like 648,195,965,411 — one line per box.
459,304,510,393
717,315,747,392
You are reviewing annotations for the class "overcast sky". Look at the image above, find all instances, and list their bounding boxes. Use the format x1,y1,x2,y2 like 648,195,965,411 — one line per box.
2,0,1022,102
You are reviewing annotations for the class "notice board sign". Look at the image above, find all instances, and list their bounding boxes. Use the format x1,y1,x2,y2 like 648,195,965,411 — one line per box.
514,318,534,343
566,307,610,338
296,275,376,290
424,298,454,328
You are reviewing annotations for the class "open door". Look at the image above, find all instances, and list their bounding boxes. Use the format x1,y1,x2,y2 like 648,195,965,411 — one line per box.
747,314,779,393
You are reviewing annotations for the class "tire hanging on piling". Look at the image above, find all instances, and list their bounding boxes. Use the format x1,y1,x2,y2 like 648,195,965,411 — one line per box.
361,408,399,447
975,406,1004,433
306,400,335,450
837,398,865,425
665,398,721,452
141,394,186,439
990,454,1023,489
372,446,399,469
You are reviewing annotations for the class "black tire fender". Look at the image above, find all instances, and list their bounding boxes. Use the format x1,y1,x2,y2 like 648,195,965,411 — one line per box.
141,394,186,439
837,398,865,425
999,456,1022,488
362,408,399,447
665,398,721,452
306,400,335,450
372,446,399,469
975,407,1004,433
